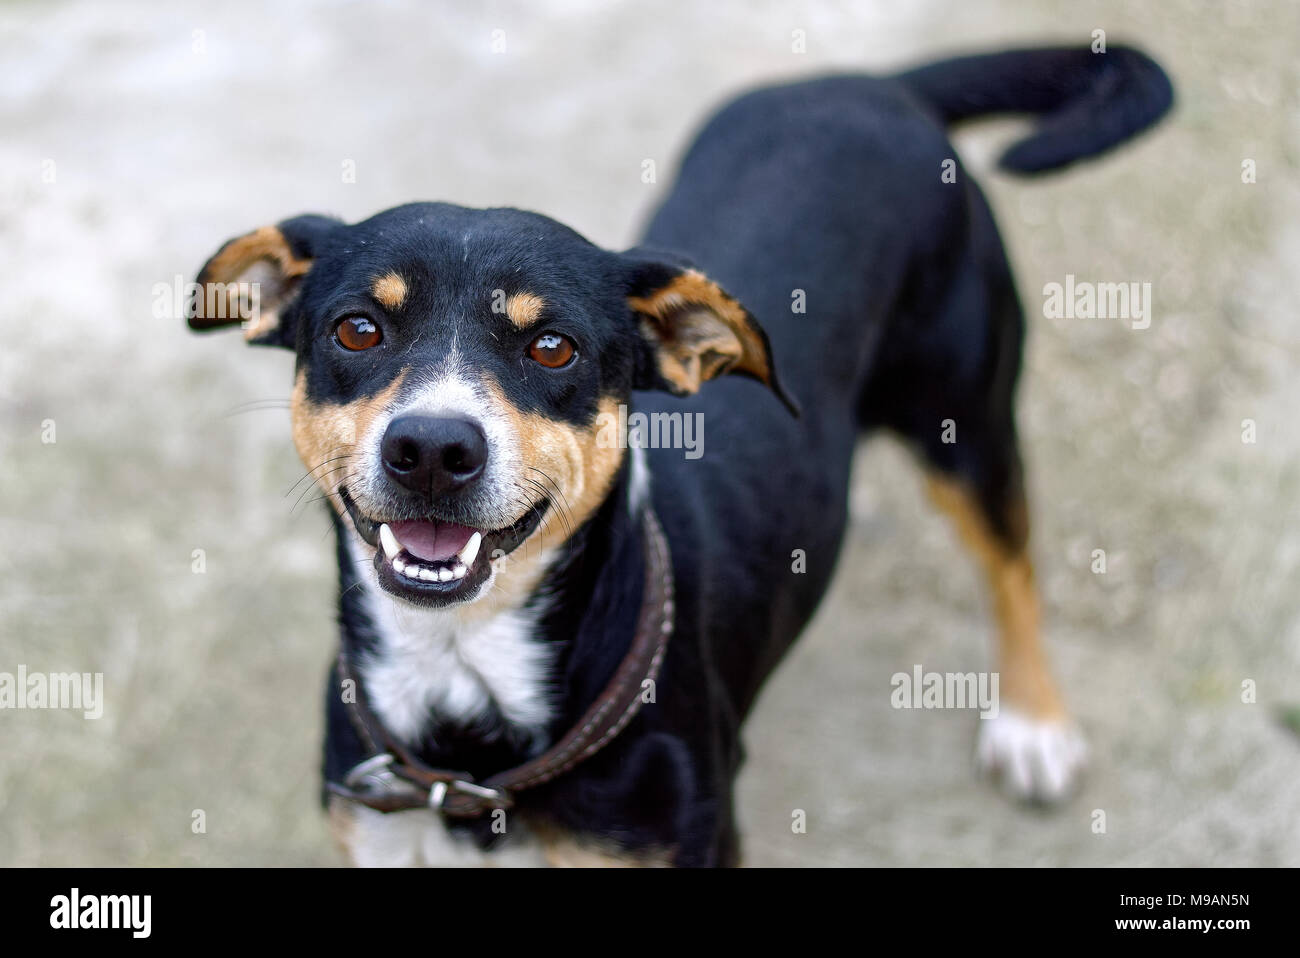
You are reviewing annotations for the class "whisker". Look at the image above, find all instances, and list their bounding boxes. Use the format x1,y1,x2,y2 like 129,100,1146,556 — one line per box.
524,475,572,543
284,451,355,497
218,398,292,419
526,468,577,541
291,464,352,513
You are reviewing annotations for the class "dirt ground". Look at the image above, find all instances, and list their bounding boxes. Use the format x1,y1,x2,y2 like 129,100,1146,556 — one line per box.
2,0,1297,867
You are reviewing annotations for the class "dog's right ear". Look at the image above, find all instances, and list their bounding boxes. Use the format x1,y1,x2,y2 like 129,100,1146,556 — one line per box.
620,248,800,416
189,214,342,347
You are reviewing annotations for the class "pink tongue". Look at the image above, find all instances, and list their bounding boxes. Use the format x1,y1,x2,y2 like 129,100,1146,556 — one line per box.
390,520,476,562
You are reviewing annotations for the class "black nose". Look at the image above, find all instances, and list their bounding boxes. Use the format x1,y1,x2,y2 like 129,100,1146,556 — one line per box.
381,415,488,498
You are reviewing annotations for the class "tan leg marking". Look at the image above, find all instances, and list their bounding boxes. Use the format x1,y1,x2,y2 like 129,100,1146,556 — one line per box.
926,474,1064,720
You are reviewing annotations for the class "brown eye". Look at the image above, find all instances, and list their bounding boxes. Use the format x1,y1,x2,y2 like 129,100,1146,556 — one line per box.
527,332,576,368
335,316,382,351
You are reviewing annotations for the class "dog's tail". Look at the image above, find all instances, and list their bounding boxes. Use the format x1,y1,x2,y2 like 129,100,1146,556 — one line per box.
896,45,1174,174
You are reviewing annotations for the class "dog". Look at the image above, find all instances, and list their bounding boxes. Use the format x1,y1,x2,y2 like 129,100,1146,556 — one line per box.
189,45,1172,866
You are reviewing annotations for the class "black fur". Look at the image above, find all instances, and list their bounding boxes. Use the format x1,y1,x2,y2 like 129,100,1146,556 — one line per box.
212,46,1172,866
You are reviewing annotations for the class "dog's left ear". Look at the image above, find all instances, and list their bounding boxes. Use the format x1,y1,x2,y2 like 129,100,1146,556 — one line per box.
189,214,342,347
622,251,799,416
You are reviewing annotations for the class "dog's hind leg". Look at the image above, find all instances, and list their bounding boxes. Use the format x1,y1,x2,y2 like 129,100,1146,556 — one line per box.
873,194,1086,802
919,415,1086,804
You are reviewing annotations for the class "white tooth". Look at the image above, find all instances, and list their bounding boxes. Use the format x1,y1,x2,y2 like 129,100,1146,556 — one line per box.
438,567,454,582
418,566,438,582
456,532,482,569
379,524,401,560
392,556,407,574
451,563,467,580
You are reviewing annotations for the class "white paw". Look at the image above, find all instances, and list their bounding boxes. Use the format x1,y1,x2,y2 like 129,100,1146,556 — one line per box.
976,708,1087,803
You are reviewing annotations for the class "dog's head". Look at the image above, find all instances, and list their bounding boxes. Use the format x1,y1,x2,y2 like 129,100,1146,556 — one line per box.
191,203,795,610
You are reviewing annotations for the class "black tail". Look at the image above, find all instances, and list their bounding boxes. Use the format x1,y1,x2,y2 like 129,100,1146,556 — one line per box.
897,45,1174,174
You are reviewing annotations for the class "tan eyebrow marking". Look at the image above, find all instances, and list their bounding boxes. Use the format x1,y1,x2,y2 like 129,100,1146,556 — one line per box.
504,292,547,330
371,272,408,309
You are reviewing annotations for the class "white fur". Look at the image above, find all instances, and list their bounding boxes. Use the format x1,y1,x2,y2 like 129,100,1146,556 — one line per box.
976,707,1088,802
332,351,581,865
340,349,562,743
346,534,555,744
627,442,650,512
343,804,549,867
352,350,526,532
338,533,557,868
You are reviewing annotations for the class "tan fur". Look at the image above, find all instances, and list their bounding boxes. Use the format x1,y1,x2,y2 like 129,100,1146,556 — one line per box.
628,269,771,394
327,797,357,862
484,379,624,551
195,225,311,340
290,366,623,626
503,292,546,330
926,475,1065,719
440,382,625,621
290,369,409,513
534,823,672,868
371,272,409,310
329,799,664,867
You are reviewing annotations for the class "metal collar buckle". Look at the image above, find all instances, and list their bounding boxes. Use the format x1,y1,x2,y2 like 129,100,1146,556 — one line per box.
343,753,399,791
428,779,513,813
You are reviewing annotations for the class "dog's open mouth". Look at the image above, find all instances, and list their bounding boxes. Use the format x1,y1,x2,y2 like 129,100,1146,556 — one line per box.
340,488,549,606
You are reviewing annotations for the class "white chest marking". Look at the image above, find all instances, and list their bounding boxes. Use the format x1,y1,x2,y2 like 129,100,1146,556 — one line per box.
338,802,550,867
347,538,555,745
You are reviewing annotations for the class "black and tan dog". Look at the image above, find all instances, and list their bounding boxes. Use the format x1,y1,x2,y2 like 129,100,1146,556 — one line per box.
191,47,1172,866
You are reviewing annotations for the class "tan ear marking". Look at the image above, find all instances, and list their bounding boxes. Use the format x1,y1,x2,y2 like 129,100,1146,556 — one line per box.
628,269,771,395
504,292,547,330
628,270,748,327
199,226,311,287
193,225,312,341
371,272,408,310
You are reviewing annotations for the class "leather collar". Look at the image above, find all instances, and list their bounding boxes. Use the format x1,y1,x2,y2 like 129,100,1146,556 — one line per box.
327,507,675,819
